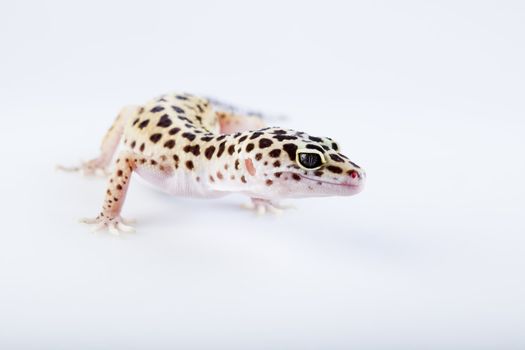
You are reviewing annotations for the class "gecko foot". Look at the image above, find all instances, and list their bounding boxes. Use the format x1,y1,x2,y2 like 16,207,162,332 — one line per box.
57,158,110,177
80,215,136,235
241,198,294,215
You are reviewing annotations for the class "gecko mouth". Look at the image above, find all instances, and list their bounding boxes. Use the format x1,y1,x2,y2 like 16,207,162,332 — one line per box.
285,172,361,188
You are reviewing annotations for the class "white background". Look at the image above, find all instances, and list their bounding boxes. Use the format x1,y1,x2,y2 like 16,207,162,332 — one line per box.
1,1,524,349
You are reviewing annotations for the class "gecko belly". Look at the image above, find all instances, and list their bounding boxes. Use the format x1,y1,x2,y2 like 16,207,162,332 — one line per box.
135,166,226,199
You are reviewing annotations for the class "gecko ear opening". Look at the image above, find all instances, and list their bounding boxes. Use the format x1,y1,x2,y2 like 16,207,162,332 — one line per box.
245,158,256,176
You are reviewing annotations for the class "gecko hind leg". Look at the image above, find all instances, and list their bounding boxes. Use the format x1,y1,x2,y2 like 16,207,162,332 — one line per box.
57,105,139,176
216,111,266,134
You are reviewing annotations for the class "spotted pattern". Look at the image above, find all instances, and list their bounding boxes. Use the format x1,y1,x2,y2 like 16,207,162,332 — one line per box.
150,133,162,143
157,115,172,128
119,94,362,202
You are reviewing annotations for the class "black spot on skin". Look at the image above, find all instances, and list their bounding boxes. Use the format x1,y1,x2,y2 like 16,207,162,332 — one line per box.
275,172,282,178
273,135,297,141
321,145,330,151
282,143,298,160
132,118,139,126
217,171,223,180
228,145,235,155
157,114,172,128
241,175,247,183
239,135,248,142
309,136,323,142
329,154,344,163
272,129,286,134
209,175,215,182
350,161,361,169
178,116,191,122
117,170,123,176
255,153,262,161
217,141,227,157
169,127,180,135
216,135,226,141
185,124,194,129
233,133,241,138
266,179,273,186
273,160,281,167
327,166,343,174
130,141,136,149
269,149,281,158
306,144,324,153
332,143,339,151
150,133,162,143
292,173,301,181
250,132,263,140
173,154,179,162
138,120,150,129
150,160,157,165
259,138,273,148
197,104,204,113
138,107,144,114
150,106,165,113
176,95,188,100
183,144,200,156
204,146,215,159
201,136,214,142
186,160,194,170
164,140,175,149
182,133,196,141
235,160,240,170
246,143,254,152
314,170,324,176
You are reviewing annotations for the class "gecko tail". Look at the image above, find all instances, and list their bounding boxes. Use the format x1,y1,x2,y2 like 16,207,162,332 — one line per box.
205,96,289,122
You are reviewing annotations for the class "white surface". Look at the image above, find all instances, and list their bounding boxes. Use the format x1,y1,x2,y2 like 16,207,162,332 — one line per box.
1,1,524,349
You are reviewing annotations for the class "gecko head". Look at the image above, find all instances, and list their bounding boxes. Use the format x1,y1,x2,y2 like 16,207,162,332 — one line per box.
243,128,365,199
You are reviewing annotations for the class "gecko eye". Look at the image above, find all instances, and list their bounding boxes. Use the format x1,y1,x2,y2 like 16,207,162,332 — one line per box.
296,149,326,170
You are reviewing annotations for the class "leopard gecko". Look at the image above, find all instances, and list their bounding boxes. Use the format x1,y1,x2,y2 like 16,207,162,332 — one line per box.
60,92,365,234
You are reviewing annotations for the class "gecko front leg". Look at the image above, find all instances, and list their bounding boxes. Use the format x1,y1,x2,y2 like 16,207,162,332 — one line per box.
81,151,137,234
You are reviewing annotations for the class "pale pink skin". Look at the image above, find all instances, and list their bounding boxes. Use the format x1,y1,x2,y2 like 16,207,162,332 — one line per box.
60,93,365,233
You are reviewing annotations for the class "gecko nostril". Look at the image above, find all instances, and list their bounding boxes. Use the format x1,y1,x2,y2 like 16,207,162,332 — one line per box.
349,170,359,179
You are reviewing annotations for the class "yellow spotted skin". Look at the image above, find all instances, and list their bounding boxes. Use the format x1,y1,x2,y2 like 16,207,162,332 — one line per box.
66,92,366,233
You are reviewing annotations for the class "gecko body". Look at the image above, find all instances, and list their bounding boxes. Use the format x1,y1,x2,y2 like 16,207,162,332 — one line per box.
63,92,365,233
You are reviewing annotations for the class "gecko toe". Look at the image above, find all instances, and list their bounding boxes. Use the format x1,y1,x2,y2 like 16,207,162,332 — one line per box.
80,215,137,234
